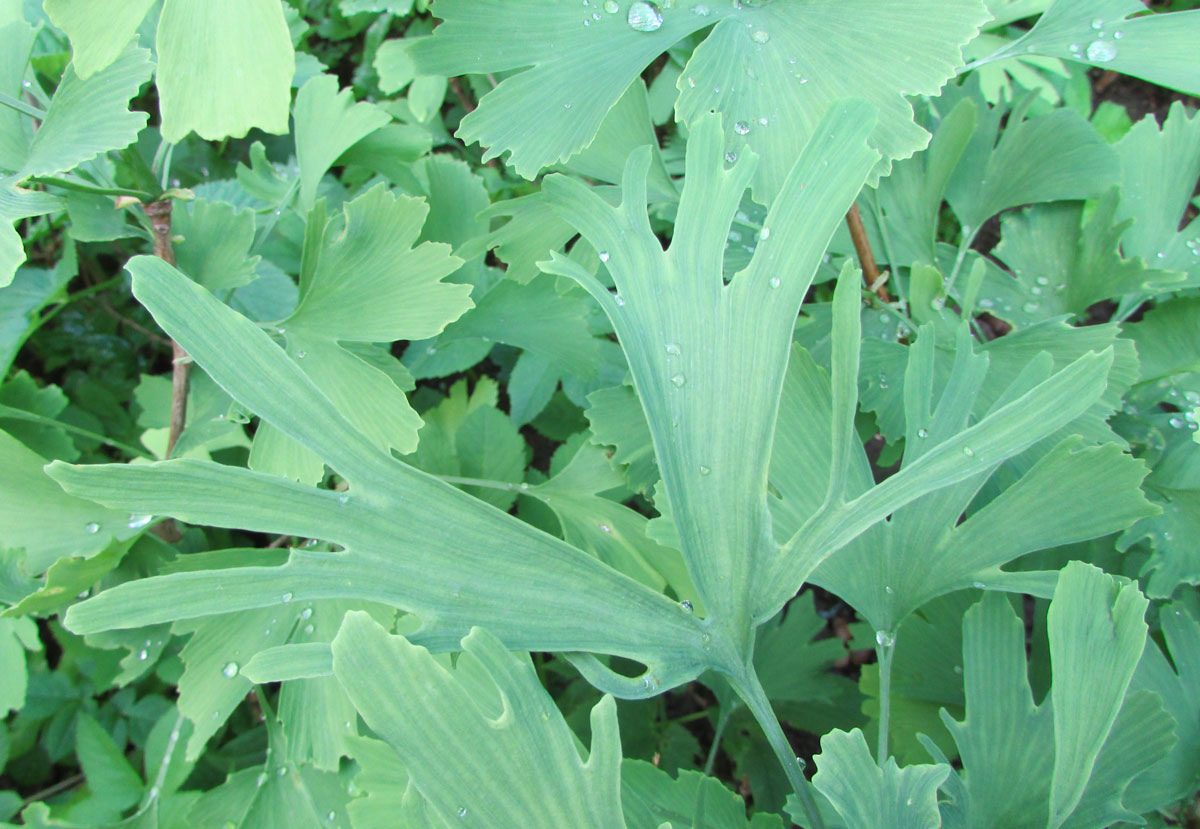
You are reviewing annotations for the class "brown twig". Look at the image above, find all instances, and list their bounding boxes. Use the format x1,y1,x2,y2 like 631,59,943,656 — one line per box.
449,76,476,114
143,199,185,543
846,203,891,302
93,295,173,347
143,200,188,460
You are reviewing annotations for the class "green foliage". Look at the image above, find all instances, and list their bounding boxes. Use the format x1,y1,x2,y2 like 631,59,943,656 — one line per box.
1,1,1198,826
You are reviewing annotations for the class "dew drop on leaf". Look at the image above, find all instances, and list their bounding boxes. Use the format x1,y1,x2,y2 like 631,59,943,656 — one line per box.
973,581,985,589
698,465,711,476
222,662,239,679
138,649,148,660
962,446,975,457
457,807,468,818
691,3,710,14
599,523,612,533
627,1,663,31
734,120,750,135
885,585,894,594
917,428,929,438
1023,301,1040,313
724,150,738,164
680,599,693,612
256,773,268,787
1091,17,1104,29
599,250,610,262
670,373,687,387
282,592,294,603
768,277,781,289
751,29,770,43
84,522,99,534
665,342,681,356
1086,39,1117,62
300,606,313,620
128,513,153,529
875,630,895,648
603,0,619,11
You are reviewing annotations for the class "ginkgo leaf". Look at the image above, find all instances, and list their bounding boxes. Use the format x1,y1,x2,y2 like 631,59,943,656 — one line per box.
1113,103,1200,285
173,199,261,293
43,0,156,78
621,760,783,828
331,613,627,827
811,728,949,829
156,0,294,143
998,0,1200,96
412,0,989,197
987,189,1185,323
50,254,710,694
293,75,391,210
14,47,152,182
248,185,472,482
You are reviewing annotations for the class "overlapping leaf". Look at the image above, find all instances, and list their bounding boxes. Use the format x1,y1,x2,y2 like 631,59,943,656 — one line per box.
412,0,990,198
331,614,626,826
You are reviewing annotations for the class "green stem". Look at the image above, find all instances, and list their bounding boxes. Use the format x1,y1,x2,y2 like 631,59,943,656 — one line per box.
30,175,153,200
438,474,535,495
876,634,897,766
0,90,46,119
731,667,825,829
0,404,151,458
32,276,126,333
943,225,980,296
704,703,734,777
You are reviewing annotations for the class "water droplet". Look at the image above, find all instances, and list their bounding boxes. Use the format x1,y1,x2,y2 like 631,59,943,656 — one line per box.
972,581,985,589
1087,39,1117,62
759,226,770,240
670,373,687,387
768,276,781,289
304,624,315,634
917,428,929,439
282,592,294,603
1030,285,1042,296
138,649,148,660
875,630,895,648
326,812,335,822
599,523,612,533
1169,416,1185,429
978,297,994,309
222,662,239,679
563,102,572,109
603,0,619,11
641,674,660,690
691,3,710,14
128,513,153,529
627,0,662,29
458,807,468,818
885,585,894,594
962,446,975,457
614,294,625,306
680,599,693,612
724,151,738,164
1069,42,1082,54
1091,17,1104,29
300,606,313,620
698,465,711,476
665,342,681,356
931,296,946,311
338,492,350,504
734,120,751,135
278,766,287,776
598,250,610,263
1023,301,1040,313
751,29,770,43
1113,30,1124,39
1035,275,1049,286
953,665,963,675
878,374,889,389
295,350,307,359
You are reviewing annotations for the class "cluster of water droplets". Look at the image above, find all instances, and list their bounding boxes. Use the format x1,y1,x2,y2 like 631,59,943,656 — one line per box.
1065,17,1123,64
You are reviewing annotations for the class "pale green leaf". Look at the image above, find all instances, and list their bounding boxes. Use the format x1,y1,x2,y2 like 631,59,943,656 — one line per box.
0,616,36,713
0,17,35,172
75,713,144,814
1113,103,1200,285
52,257,708,692
15,47,152,181
1004,0,1200,96
0,263,71,376
1124,296,1200,382
988,190,1185,322
944,88,1120,231
293,75,390,210
331,613,627,827
173,199,261,292
621,759,783,829
413,0,988,197
156,0,294,142
1,178,65,288
43,0,156,78
541,104,879,629
811,728,949,828
0,429,134,573
586,384,658,495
